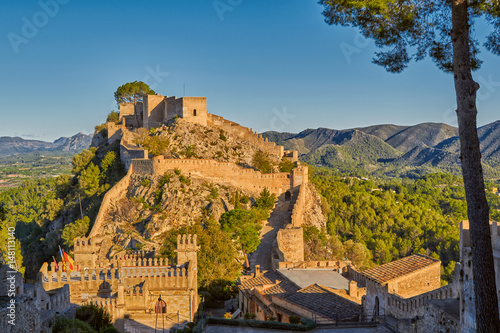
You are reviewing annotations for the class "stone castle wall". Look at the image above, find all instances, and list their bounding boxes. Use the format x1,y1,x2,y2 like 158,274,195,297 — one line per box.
274,227,304,267
89,165,134,239
278,260,351,271
39,235,199,322
207,114,284,158
132,156,292,196
385,284,455,319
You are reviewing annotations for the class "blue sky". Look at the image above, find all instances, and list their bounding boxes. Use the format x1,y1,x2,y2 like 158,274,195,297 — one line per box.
1,0,499,141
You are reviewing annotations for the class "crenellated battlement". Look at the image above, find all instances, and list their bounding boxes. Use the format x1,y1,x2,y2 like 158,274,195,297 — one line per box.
176,234,198,252
74,237,98,253
39,234,199,322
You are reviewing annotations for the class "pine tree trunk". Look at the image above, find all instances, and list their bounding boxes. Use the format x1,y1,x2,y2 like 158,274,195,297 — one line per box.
451,1,500,331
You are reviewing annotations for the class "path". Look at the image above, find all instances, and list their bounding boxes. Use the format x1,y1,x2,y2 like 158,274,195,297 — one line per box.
249,198,290,272
205,324,393,333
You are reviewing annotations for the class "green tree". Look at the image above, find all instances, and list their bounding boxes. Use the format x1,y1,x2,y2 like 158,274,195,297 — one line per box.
134,127,150,148
279,159,295,173
52,317,97,333
75,302,114,332
220,209,261,254
145,135,170,156
72,148,96,174
182,145,197,158
319,1,500,328
43,198,64,221
114,81,155,104
344,239,373,270
160,218,242,297
62,216,90,248
106,110,120,124
79,163,101,196
252,150,274,173
255,188,276,210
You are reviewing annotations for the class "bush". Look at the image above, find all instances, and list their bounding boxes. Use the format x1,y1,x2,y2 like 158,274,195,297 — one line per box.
200,317,316,331
279,159,296,173
289,316,301,324
52,316,97,333
244,313,256,320
106,111,120,124
252,150,274,173
141,178,150,187
75,302,113,332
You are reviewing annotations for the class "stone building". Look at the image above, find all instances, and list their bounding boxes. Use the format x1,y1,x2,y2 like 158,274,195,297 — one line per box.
238,264,363,324
0,265,70,333
38,234,199,327
360,254,447,318
120,95,208,129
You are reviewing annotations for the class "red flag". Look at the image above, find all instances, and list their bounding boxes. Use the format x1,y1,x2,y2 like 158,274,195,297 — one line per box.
62,250,76,271
52,256,59,272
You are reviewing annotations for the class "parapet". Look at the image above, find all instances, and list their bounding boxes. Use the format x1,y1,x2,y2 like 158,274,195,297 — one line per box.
74,237,97,254
176,234,199,252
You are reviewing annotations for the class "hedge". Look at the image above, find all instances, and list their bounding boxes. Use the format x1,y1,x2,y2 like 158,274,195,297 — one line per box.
193,316,315,332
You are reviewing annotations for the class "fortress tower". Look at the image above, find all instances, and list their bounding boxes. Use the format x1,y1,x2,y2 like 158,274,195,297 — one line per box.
73,236,98,269
176,234,200,290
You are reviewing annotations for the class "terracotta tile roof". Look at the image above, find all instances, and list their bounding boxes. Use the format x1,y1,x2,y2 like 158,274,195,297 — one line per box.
361,254,440,284
281,284,361,321
238,270,299,298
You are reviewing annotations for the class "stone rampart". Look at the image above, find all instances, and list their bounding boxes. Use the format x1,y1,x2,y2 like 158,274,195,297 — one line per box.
386,284,455,319
131,156,291,196
274,227,304,268
278,260,351,271
290,185,306,227
207,114,284,158
89,165,134,239
107,122,124,144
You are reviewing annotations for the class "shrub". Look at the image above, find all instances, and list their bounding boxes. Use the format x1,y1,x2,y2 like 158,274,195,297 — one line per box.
252,150,274,173
106,111,120,124
75,302,113,332
52,316,97,333
209,188,219,200
289,316,301,324
279,159,296,173
141,179,150,187
219,130,227,141
174,168,181,175
244,313,256,320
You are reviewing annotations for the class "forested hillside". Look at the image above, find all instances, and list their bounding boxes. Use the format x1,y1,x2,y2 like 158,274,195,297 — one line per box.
0,141,125,279
305,167,500,283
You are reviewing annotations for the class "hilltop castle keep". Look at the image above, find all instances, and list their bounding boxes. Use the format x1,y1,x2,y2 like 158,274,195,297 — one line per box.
39,234,199,324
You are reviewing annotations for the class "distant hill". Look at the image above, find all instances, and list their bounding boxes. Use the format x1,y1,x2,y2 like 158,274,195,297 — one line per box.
0,133,93,156
262,121,500,178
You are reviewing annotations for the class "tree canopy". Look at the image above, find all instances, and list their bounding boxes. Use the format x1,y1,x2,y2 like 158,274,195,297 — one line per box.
320,0,500,73
114,81,155,104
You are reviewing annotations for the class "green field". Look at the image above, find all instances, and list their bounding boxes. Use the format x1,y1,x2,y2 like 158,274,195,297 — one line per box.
0,152,74,189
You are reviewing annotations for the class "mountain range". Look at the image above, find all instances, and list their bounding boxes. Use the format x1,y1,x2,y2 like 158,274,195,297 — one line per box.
262,121,500,178
0,133,93,156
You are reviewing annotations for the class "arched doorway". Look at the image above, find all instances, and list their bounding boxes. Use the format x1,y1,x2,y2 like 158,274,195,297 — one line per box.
285,191,291,202
193,109,197,116
374,296,380,317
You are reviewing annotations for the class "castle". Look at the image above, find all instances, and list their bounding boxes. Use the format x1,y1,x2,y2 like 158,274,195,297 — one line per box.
39,234,199,329
34,92,309,331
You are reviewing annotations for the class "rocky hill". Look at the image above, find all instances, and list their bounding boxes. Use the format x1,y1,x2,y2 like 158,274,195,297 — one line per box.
0,133,93,156
262,120,500,177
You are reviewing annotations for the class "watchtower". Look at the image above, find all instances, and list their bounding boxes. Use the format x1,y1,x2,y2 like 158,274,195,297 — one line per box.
74,237,98,269
176,234,200,290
